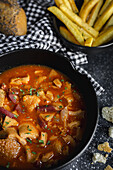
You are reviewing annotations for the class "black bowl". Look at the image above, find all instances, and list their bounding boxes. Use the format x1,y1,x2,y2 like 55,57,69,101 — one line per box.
50,0,113,55
0,49,98,170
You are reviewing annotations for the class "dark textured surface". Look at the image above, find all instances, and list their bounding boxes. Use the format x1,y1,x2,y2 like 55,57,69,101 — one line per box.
62,49,113,170
0,0,113,169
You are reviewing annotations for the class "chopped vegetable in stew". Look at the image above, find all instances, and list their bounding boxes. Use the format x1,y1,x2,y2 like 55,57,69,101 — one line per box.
0,65,86,169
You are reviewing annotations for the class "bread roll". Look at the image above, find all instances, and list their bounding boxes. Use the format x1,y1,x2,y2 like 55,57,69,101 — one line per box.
0,0,27,36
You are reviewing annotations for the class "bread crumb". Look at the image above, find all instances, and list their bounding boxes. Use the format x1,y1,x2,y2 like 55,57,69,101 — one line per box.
104,165,113,170
92,153,106,164
102,107,113,123
98,142,112,153
109,127,113,138
105,154,108,158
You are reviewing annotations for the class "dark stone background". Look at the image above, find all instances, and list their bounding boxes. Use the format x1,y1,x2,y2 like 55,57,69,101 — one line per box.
62,49,113,170
1,0,113,169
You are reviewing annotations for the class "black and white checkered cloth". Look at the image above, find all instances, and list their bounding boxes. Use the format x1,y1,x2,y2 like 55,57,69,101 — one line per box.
0,0,104,95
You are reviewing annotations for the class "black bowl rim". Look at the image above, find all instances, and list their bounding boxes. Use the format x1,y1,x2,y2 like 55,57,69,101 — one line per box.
0,49,99,170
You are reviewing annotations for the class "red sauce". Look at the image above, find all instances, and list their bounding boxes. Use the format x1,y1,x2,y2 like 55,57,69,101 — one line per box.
0,65,86,169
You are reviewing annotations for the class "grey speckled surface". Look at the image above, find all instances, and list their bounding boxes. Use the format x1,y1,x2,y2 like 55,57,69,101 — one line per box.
0,0,112,169
61,49,113,170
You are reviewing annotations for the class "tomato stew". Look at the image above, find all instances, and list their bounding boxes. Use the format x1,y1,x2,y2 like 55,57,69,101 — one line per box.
0,65,86,169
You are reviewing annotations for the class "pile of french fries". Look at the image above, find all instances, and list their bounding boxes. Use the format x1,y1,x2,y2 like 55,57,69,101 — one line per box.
48,0,113,47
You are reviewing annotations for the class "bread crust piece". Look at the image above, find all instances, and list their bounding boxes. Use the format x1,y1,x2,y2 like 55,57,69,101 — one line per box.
0,0,27,35
92,153,106,164
105,165,113,170
14,8,27,36
102,107,113,123
98,142,112,153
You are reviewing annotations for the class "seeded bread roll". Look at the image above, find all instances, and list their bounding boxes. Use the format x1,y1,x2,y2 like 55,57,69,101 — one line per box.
0,0,27,36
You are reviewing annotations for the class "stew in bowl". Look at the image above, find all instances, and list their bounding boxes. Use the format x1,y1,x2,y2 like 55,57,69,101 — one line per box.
0,64,86,169
0,49,98,170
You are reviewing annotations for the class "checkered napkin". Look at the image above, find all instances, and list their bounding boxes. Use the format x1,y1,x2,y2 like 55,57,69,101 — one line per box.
0,0,104,95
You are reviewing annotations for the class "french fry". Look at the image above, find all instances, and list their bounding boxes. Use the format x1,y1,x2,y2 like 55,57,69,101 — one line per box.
68,0,79,13
63,0,73,11
48,6,84,45
94,1,113,31
85,37,94,47
99,0,113,16
87,0,103,27
93,26,113,46
60,17,93,40
100,15,113,35
74,23,93,40
60,26,80,44
79,0,99,22
103,15,113,30
60,4,99,38
79,0,89,16
54,0,63,7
